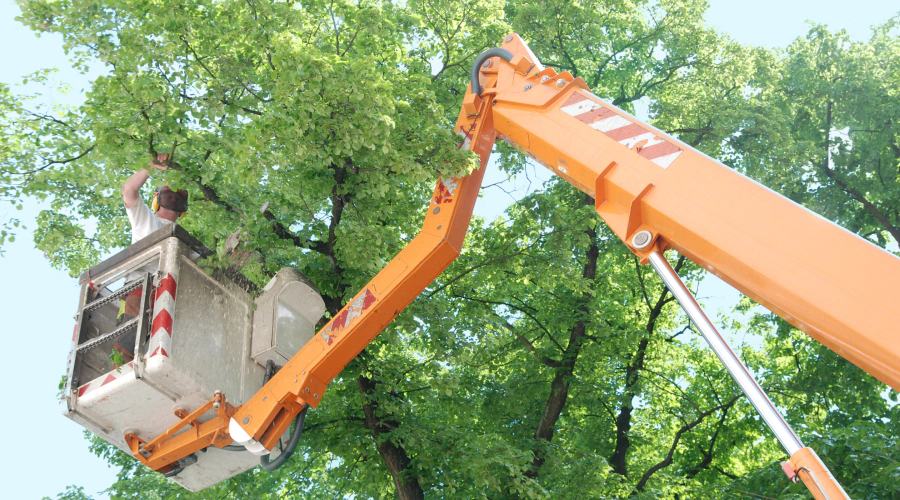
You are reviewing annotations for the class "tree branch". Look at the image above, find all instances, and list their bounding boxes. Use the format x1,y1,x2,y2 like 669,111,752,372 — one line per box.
487,313,563,368
15,145,95,175
633,395,740,492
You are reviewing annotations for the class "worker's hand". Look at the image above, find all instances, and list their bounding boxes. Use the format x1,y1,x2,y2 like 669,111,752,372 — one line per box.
150,153,170,171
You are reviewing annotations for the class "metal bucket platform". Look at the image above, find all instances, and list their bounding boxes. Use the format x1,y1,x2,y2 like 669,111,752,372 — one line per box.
62,225,324,491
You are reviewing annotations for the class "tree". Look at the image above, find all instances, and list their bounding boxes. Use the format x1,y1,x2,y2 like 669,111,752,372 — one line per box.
13,0,486,497
6,0,899,498
0,82,29,250
731,18,900,249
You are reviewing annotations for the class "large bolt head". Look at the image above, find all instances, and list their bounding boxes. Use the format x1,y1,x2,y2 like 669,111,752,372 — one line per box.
556,79,566,87
505,35,514,42
482,60,492,68
631,230,653,249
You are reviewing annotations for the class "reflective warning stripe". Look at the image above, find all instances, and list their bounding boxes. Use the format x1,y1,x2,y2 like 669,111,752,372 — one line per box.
77,362,135,398
433,177,460,205
74,274,178,398
559,91,683,169
150,273,177,358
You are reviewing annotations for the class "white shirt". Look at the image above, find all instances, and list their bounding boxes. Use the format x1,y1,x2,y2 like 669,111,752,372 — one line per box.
126,198,173,244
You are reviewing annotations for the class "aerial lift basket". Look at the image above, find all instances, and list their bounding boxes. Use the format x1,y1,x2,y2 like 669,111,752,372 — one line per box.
61,225,325,491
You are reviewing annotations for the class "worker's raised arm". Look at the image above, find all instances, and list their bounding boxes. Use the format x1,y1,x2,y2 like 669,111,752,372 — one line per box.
122,154,168,209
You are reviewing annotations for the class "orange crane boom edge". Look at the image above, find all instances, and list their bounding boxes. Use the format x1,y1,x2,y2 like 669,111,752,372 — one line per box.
123,34,900,499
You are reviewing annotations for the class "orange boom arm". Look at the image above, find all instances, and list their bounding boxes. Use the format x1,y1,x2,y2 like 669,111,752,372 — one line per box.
479,39,900,392
132,34,899,499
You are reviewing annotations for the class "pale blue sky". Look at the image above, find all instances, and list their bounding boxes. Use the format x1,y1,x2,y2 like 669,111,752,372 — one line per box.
1,2,897,499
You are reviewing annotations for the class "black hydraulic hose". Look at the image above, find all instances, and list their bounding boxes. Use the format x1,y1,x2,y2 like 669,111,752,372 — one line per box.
264,359,277,383
260,405,309,471
470,48,514,96
163,464,184,477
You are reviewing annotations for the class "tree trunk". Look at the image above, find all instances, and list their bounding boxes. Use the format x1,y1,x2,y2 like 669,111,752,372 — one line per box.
527,194,600,478
609,259,678,477
357,374,425,500
324,159,424,499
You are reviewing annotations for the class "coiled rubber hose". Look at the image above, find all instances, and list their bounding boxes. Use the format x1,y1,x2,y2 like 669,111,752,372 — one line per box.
255,359,308,471
163,464,184,477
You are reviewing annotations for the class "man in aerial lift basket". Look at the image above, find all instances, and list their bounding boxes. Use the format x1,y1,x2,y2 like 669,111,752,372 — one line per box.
114,153,189,362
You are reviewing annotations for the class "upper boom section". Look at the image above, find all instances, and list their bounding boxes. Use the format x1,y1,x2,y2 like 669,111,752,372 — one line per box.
459,34,900,391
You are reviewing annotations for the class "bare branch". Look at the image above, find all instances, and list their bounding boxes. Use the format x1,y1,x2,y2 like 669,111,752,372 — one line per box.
634,395,740,492
13,145,95,175
453,293,567,354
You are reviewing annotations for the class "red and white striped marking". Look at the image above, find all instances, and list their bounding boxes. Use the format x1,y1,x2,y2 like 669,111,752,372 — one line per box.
77,361,135,398
149,273,177,358
456,129,473,152
433,177,459,205
65,323,78,398
320,288,377,346
559,91,683,169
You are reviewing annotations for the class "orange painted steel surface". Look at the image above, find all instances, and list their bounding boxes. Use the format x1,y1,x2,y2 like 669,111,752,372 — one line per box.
126,392,236,472
790,448,850,500
127,34,898,489
486,35,900,392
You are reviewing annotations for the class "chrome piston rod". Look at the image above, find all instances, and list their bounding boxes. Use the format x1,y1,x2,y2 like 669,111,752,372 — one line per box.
648,250,804,456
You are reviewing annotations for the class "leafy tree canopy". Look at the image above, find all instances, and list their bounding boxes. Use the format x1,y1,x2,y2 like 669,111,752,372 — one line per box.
10,0,897,498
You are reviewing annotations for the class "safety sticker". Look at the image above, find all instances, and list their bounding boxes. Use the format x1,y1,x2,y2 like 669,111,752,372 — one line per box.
321,288,377,346
559,91,683,169
433,177,459,205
